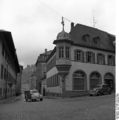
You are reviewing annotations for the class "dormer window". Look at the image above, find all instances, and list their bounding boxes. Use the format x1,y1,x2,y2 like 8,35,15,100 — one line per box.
93,36,100,44
82,34,90,42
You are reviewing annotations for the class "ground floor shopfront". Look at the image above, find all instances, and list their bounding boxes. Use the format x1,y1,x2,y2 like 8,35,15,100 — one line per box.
45,63,115,97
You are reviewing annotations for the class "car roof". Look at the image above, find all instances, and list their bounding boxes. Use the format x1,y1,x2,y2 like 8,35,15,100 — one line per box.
30,89,38,91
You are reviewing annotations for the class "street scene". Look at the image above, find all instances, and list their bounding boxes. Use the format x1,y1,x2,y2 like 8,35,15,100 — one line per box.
0,0,116,120
0,94,115,120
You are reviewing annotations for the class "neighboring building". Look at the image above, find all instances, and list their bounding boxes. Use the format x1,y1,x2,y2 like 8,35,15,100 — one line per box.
45,21,115,97
29,71,37,89
16,65,23,96
21,65,36,92
35,49,52,94
0,30,20,99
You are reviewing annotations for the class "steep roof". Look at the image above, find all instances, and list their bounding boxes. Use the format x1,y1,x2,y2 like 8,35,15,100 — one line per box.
35,50,52,65
70,24,115,52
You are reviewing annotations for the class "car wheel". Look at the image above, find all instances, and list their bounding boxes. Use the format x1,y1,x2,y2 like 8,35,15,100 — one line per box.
97,92,100,96
40,98,43,101
96,94,99,96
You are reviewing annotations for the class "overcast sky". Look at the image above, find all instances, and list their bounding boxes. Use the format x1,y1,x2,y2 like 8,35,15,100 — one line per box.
0,0,115,67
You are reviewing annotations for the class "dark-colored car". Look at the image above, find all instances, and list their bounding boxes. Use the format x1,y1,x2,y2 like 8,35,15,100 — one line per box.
89,84,112,96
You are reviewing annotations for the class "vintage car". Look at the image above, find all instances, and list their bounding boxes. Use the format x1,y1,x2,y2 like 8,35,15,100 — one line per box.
89,84,112,96
30,89,43,101
24,89,43,102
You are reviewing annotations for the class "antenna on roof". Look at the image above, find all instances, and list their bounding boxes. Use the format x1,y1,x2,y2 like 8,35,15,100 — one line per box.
93,16,97,28
92,10,97,28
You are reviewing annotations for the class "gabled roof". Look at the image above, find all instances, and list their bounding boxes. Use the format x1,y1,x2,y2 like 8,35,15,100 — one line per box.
70,24,115,52
35,50,52,65
46,47,56,62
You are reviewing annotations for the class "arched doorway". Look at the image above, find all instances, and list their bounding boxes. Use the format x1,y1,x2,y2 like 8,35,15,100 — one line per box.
90,72,101,90
104,73,115,91
73,70,86,90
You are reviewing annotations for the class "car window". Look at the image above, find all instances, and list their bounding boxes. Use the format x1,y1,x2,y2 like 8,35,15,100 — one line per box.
30,90,38,93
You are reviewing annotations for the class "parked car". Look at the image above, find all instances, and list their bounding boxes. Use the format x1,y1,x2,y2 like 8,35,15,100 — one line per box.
89,84,112,96
30,89,43,101
24,89,43,102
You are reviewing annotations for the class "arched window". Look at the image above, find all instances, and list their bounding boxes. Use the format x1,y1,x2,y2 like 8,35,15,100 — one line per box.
74,50,84,62
73,70,86,90
104,73,115,90
90,72,101,90
86,51,95,63
97,53,105,65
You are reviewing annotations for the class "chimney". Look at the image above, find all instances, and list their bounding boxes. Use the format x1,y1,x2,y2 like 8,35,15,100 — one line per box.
71,22,74,31
45,49,47,54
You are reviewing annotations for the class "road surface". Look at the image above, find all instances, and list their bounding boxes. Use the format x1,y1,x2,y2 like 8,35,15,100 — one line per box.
0,94,115,120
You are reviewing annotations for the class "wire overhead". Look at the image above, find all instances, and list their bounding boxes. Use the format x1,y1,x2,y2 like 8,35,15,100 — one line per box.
39,0,75,24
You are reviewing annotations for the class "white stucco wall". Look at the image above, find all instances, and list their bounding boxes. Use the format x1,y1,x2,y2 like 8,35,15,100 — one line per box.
47,67,58,78
65,45,115,91
66,62,115,91
46,67,62,93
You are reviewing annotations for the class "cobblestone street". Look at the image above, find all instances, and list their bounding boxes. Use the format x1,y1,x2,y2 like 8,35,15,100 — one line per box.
0,94,115,120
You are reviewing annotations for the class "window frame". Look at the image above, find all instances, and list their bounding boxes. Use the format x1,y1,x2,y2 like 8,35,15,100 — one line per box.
74,49,84,62
108,55,115,66
86,51,95,63
59,47,64,58
97,53,105,65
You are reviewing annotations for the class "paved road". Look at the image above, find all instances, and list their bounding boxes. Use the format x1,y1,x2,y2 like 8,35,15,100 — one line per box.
0,94,115,120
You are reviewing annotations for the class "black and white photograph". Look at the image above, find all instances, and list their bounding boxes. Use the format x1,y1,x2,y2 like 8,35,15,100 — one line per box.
0,0,116,120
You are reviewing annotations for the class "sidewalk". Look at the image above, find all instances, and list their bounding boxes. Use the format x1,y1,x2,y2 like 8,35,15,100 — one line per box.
0,95,21,104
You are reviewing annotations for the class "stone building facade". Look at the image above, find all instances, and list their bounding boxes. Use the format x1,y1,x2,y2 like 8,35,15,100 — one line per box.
45,22,115,97
16,65,23,96
21,65,36,92
35,49,52,94
0,30,20,99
